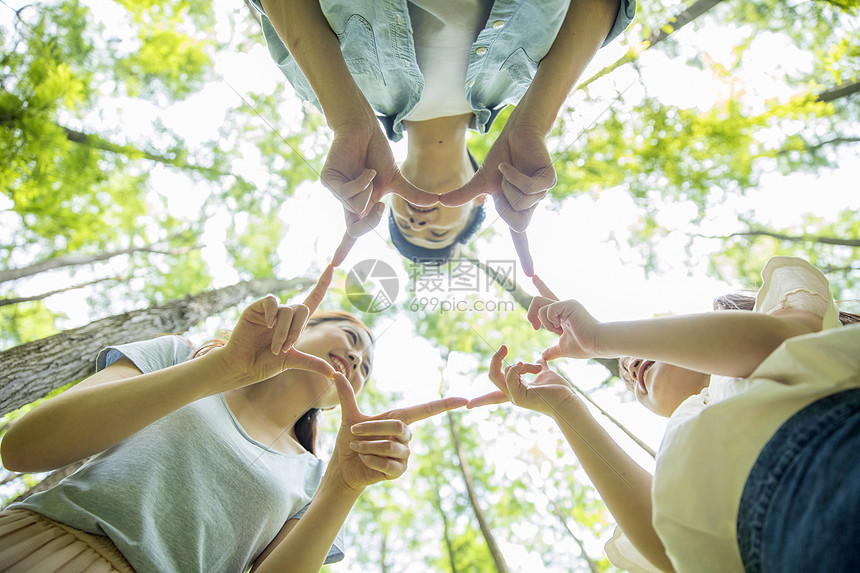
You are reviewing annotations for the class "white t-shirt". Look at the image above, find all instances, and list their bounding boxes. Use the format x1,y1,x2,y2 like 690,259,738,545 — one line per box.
403,0,493,122
606,256,860,573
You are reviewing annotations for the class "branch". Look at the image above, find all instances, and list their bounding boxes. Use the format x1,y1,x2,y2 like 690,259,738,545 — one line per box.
0,243,200,284
550,506,602,573
446,411,510,573
816,80,860,103
719,230,860,248
563,373,656,458
578,0,726,91
0,276,123,308
62,125,229,179
776,136,860,157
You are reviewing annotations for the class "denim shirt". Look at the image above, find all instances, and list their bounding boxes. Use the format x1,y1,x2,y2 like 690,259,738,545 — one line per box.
252,0,636,141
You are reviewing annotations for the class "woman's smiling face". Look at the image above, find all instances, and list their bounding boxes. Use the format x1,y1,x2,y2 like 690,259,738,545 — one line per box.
621,357,710,417
290,319,374,409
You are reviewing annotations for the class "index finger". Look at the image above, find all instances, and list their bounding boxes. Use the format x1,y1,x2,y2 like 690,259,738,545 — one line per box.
331,232,356,268
302,264,334,316
510,230,534,278
393,397,468,424
531,274,558,300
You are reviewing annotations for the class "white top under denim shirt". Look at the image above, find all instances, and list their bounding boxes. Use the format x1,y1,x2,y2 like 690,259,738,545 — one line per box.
606,257,860,572
11,336,344,573
250,0,636,141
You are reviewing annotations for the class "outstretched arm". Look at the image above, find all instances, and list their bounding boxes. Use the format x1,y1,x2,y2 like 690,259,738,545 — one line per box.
440,0,622,276
470,349,673,571
253,373,467,572
260,0,436,267
1,268,337,473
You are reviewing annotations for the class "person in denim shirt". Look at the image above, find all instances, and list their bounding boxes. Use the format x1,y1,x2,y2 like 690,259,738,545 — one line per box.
254,0,635,273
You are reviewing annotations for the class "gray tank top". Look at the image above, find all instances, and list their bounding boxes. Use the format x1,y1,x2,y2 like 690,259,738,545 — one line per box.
10,336,343,572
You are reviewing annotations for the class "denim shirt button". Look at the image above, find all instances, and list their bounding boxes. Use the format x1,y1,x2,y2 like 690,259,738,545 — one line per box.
467,79,475,88
475,47,488,56
492,20,505,29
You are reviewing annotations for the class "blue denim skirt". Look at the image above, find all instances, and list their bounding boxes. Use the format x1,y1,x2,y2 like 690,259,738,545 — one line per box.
737,387,860,573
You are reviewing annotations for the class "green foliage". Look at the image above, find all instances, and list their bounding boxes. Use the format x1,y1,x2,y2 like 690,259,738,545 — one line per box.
0,299,63,348
711,208,860,303
114,26,212,100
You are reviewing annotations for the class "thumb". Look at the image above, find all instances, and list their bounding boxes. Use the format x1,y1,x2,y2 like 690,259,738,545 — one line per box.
510,230,534,278
332,372,362,422
542,344,564,362
284,349,336,379
438,175,490,207
389,175,438,207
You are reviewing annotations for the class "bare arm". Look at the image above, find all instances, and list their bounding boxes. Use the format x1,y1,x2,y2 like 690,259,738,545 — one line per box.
259,0,374,130
534,296,823,378
0,351,241,472
597,309,822,378
513,0,622,133
2,270,337,473
550,400,674,571
472,351,673,571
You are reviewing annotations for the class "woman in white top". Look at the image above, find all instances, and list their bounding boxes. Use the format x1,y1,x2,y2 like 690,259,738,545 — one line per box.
0,266,467,572
470,257,860,572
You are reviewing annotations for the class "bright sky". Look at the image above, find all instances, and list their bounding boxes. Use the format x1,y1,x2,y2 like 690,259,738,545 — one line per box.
4,0,859,568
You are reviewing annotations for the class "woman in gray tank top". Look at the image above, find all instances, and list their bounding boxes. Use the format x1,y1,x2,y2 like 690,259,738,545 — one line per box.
0,265,467,572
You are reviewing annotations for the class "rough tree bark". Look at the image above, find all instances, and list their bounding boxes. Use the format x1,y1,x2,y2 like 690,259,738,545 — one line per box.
0,276,311,416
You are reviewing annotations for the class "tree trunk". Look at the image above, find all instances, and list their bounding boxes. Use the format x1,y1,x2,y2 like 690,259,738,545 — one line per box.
0,244,198,284
62,126,228,179
0,276,121,308
578,0,726,91
551,507,601,573
431,489,460,573
0,276,311,416
445,412,510,573
380,527,389,573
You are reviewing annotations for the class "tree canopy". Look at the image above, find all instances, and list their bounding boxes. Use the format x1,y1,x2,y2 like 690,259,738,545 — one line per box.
1,0,857,570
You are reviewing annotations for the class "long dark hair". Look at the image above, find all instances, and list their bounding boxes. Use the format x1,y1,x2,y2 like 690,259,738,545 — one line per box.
194,310,373,455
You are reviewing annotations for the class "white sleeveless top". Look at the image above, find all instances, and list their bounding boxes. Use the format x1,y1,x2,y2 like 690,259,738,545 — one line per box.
607,257,859,572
